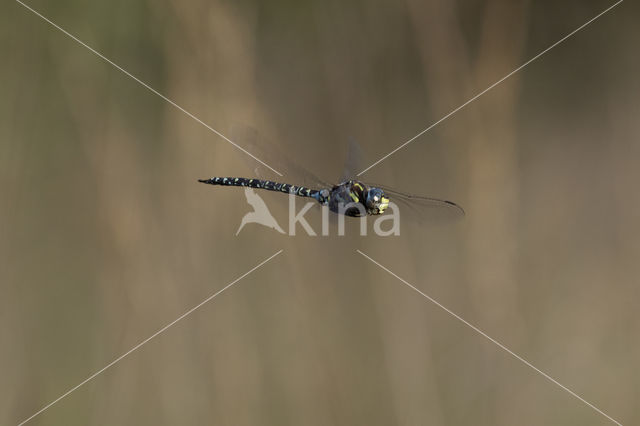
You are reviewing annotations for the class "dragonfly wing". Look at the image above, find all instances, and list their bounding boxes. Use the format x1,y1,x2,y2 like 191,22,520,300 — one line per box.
340,137,365,183
229,124,331,189
367,183,465,222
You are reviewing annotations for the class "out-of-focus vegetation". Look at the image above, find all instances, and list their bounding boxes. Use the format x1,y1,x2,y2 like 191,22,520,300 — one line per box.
1,0,638,424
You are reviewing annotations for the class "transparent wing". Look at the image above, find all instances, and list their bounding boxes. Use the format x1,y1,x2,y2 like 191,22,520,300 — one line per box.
229,124,332,189
339,138,464,220
380,186,465,214
341,137,364,183
368,183,465,222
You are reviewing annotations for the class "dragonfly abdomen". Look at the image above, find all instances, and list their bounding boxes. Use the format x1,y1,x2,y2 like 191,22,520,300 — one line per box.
198,177,323,200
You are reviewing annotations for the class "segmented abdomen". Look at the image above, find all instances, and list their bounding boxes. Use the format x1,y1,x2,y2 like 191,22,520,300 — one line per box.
198,177,318,198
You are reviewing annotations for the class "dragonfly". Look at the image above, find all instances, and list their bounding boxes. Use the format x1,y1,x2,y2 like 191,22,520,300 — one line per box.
198,126,465,218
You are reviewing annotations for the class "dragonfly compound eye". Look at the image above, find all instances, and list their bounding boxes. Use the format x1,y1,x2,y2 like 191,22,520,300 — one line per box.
366,188,388,214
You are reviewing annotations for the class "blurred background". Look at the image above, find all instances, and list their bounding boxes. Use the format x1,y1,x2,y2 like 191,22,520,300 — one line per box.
1,0,638,424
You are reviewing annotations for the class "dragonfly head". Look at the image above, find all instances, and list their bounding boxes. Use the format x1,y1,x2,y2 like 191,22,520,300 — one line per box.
365,187,390,215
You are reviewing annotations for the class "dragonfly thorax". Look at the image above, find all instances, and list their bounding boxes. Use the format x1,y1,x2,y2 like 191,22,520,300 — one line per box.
322,181,390,217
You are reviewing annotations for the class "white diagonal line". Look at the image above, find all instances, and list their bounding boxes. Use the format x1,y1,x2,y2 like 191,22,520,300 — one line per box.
17,249,284,426
15,0,283,177
356,250,623,426
357,0,623,176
